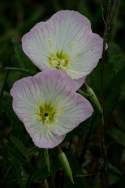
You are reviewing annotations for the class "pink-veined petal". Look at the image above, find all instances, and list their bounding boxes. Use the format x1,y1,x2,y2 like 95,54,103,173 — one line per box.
51,92,93,136
22,10,103,79
10,70,93,148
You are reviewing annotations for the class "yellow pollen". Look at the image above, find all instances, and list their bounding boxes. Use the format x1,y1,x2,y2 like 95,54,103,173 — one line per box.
37,102,57,124
48,51,70,70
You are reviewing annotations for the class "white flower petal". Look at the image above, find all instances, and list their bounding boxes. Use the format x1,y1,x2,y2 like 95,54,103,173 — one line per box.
69,33,103,78
22,10,103,79
51,92,93,136
35,69,85,92
22,11,91,71
10,71,68,148
10,70,93,148
25,122,65,148
49,10,91,52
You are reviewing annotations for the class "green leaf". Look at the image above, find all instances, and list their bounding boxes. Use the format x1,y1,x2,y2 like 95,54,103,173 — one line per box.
108,127,125,146
108,163,124,185
12,36,38,72
10,135,29,161
58,148,74,184
25,150,50,187
108,172,119,185
108,163,123,177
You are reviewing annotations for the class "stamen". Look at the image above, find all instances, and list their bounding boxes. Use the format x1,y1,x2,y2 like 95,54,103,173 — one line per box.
48,51,70,70
37,102,57,124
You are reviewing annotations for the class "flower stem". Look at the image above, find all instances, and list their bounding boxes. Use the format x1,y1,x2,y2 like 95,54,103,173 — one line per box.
79,84,102,115
44,149,50,174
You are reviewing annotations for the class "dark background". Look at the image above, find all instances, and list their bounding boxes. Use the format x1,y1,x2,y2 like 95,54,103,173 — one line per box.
0,0,125,187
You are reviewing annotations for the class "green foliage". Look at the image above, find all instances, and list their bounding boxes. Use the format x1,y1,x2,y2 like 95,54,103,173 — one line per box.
0,0,125,187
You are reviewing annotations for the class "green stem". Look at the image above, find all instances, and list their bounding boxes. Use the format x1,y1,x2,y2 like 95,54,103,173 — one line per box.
44,149,50,174
79,84,102,114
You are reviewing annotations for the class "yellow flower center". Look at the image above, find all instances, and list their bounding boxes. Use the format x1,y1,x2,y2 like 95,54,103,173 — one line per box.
37,102,57,124
48,51,70,70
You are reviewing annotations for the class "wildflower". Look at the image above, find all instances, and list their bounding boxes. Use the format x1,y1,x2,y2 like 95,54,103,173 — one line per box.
10,70,93,148
22,10,103,79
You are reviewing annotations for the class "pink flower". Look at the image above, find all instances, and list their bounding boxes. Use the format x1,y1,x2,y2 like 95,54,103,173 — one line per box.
10,70,93,148
22,10,103,79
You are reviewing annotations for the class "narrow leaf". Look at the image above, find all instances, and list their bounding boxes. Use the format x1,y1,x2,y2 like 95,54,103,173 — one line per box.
57,147,74,184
